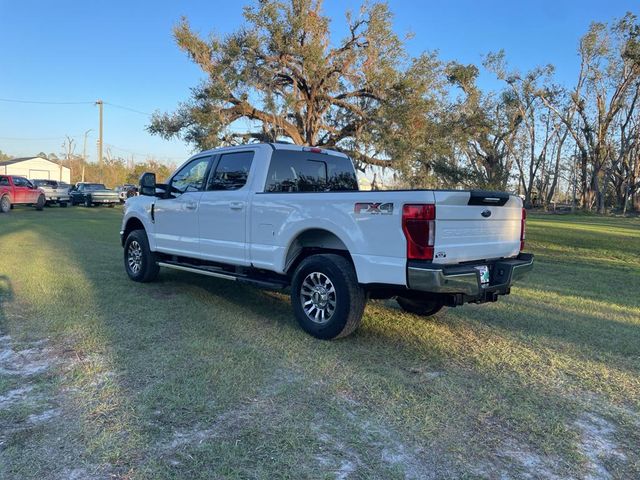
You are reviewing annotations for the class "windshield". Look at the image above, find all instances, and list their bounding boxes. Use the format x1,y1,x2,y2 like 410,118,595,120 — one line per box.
34,180,58,187
85,184,107,190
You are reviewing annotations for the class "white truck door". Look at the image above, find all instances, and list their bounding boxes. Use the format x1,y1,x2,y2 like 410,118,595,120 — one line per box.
198,151,254,266
154,155,212,257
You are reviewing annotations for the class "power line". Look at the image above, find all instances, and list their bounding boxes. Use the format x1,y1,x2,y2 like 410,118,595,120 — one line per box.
104,143,183,162
104,102,152,116
0,97,154,116
0,98,94,105
0,135,74,141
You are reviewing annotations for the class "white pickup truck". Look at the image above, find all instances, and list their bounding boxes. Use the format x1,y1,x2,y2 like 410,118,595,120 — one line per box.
120,143,533,339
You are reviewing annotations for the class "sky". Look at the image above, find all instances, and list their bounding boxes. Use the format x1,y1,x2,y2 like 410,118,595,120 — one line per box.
0,0,638,165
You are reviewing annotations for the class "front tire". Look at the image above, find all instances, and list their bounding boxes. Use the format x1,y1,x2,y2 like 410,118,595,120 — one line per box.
291,254,365,340
396,296,445,317
35,195,45,211
124,229,159,282
85,197,92,207
0,195,10,213
60,202,68,208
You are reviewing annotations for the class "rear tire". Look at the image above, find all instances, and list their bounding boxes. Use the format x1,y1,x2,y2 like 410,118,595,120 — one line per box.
291,254,365,340
35,195,45,211
124,229,159,283
396,296,445,318
0,195,10,213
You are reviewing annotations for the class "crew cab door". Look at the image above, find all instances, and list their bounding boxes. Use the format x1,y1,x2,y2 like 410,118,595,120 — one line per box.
0,176,11,198
153,155,212,257
11,177,34,203
198,151,254,266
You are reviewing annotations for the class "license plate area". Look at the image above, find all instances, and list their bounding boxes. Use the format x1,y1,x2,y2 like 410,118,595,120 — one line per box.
475,265,490,286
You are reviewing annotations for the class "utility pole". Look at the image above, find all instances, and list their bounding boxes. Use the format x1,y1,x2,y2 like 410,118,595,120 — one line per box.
82,129,92,183
96,100,104,182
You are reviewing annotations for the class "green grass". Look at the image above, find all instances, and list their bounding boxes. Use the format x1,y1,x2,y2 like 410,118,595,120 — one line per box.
0,206,639,478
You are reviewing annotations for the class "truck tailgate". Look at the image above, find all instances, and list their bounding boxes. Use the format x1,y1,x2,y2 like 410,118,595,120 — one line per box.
433,191,522,264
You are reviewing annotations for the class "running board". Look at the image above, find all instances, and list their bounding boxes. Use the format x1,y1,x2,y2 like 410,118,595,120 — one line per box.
158,262,237,281
157,261,288,290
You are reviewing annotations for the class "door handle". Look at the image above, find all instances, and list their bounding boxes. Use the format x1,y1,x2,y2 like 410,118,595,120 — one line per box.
185,201,197,210
229,201,244,210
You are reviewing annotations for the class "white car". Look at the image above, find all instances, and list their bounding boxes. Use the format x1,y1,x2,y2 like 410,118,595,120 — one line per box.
120,144,533,339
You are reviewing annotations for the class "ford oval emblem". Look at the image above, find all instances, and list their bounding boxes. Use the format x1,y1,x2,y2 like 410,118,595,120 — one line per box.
481,209,492,218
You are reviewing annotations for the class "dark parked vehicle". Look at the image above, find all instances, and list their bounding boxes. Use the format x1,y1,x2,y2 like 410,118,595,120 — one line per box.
69,183,119,207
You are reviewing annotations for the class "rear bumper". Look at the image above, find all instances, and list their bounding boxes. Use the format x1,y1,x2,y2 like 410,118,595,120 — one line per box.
45,194,70,202
407,253,534,297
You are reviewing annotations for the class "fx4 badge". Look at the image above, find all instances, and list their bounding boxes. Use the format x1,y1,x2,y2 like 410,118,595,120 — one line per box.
354,202,394,215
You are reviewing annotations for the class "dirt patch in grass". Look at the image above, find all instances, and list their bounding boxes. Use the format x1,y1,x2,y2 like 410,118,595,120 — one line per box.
0,386,35,409
26,408,62,424
0,331,114,479
575,413,627,480
493,439,565,479
152,369,446,478
0,335,56,377
315,415,438,480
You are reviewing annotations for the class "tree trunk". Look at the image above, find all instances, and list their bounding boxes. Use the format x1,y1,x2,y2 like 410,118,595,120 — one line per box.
634,191,640,212
580,152,589,210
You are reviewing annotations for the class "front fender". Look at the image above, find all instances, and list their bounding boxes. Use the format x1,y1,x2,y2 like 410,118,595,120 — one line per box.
121,197,157,250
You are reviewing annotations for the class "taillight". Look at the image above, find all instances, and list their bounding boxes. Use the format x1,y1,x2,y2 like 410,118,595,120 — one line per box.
402,204,436,260
303,147,324,154
520,208,527,251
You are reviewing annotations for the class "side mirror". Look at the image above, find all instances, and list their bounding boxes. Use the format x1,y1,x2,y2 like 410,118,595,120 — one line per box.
139,172,156,196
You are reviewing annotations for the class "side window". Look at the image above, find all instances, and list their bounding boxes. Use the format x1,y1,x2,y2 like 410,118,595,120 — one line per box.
13,177,27,187
170,156,211,193
207,151,254,191
0,176,9,186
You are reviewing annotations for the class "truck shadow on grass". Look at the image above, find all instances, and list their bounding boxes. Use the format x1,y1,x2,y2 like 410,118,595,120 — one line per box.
166,264,640,369
0,275,14,336
138,269,640,478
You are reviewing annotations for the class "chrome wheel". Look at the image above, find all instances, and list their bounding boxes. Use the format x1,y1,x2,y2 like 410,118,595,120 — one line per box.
127,240,143,274
300,271,337,324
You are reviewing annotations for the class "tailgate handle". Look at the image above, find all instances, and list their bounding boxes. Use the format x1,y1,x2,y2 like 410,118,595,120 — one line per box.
468,191,509,206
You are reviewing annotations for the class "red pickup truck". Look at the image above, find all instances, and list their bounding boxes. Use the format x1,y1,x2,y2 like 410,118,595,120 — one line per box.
0,175,46,213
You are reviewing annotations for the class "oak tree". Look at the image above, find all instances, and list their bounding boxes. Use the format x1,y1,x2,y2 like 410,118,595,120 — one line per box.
148,0,446,171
